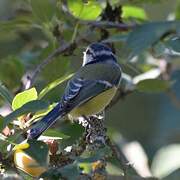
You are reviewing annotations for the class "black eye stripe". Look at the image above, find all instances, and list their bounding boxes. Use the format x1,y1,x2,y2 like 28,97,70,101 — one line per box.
86,49,95,56
86,49,96,59
86,49,91,54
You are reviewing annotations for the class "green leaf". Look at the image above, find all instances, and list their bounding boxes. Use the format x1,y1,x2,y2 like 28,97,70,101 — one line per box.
33,103,56,120
1,100,49,131
41,163,80,180
67,0,102,20
122,5,148,20
0,82,13,104
59,163,80,180
151,144,180,178
175,0,180,20
0,133,6,141
77,147,111,163
43,129,70,139
42,56,71,83
0,119,22,146
24,140,49,167
136,79,171,93
165,37,180,54
0,116,3,132
30,0,56,22
6,131,23,145
0,15,33,34
152,36,180,58
106,163,123,176
126,21,180,59
39,73,74,99
12,87,38,110
152,42,167,58
0,56,25,89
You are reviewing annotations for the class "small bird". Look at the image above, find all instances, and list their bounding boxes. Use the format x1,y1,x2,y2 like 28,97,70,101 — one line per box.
28,43,122,139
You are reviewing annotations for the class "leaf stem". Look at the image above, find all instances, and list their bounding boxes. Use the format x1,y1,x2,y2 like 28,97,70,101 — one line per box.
71,22,79,43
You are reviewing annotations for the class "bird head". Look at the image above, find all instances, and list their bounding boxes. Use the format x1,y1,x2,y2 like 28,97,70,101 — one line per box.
83,43,117,66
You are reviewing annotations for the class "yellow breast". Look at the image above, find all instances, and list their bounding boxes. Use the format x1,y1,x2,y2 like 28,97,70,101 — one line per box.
69,87,117,118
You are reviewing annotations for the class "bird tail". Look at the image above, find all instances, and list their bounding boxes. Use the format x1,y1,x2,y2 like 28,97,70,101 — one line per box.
28,103,66,139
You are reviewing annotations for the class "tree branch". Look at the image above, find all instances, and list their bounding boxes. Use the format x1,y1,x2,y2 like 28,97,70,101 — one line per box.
28,35,88,88
81,20,137,31
29,43,75,87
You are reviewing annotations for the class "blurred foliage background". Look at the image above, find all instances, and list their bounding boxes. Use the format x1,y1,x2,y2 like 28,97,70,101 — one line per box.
0,0,180,179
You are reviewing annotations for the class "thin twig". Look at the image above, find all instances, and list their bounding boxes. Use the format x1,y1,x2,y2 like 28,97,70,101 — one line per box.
105,137,135,177
62,0,136,31
81,20,137,31
71,22,80,43
29,42,75,87
29,34,89,87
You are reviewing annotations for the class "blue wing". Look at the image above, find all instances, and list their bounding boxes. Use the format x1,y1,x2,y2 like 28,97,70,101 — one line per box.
62,77,84,104
28,77,112,139
62,77,113,107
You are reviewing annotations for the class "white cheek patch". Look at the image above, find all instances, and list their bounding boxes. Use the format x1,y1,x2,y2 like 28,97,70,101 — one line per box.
82,54,93,66
82,46,116,66
82,52,87,66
